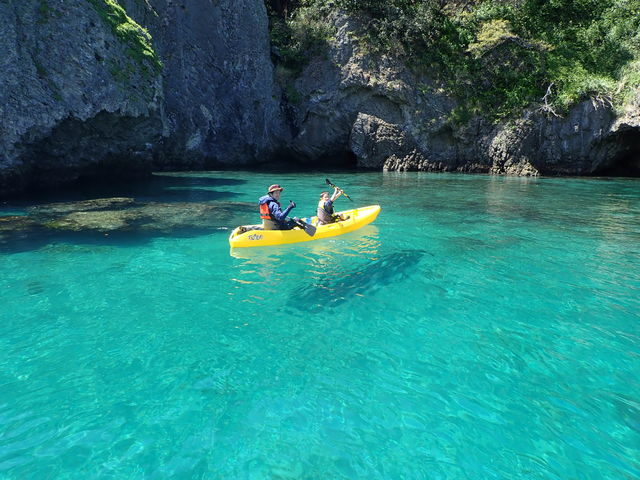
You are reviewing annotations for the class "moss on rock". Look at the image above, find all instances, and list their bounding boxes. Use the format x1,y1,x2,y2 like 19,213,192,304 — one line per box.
87,0,162,75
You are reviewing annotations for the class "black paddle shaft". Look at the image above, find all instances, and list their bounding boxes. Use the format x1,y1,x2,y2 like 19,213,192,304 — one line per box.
325,178,353,201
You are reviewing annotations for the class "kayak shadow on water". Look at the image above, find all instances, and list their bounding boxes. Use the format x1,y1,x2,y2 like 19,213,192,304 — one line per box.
290,249,427,312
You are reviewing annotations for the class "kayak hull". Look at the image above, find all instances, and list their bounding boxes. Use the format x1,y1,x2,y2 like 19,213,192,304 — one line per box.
229,205,381,248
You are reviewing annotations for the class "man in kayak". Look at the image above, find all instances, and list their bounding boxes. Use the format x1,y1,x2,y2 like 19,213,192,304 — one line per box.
259,184,297,230
316,187,344,225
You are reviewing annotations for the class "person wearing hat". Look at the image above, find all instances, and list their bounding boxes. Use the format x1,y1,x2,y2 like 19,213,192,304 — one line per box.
258,184,297,230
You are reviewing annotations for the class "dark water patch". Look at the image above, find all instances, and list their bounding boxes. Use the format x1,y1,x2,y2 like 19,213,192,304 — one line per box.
0,225,233,254
26,281,45,296
442,236,491,252
0,170,261,253
292,249,426,312
4,173,248,205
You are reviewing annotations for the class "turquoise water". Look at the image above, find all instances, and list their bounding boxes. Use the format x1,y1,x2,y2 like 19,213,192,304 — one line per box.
1,171,639,479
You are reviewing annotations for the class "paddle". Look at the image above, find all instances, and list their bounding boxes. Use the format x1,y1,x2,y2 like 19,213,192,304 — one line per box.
292,217,316,236
325,178,353,202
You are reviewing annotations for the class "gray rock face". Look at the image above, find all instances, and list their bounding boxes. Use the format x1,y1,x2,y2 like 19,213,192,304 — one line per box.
288,13,485,171
350,113,425,169
1,3,638,197
0,0,164,195
288,15,409,165
0,0,287,196
289,13,640,176
121,0,288,168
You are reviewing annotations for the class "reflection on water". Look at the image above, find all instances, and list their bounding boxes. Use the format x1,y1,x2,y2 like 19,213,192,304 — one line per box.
229,225,381,261
229,226,382,287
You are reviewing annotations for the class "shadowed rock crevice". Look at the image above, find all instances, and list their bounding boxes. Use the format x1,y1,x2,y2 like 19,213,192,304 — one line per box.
591,128,640,177
319,149,358,168
17,111,162,189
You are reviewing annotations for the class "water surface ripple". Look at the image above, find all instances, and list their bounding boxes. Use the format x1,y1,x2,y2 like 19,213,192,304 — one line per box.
1,172,639,479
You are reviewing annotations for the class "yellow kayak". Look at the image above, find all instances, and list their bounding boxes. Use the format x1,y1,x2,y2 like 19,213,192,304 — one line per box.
229,205,381,248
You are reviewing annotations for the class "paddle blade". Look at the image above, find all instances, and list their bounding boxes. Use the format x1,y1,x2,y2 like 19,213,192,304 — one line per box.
293,218,316,237
303,222,317,236
325,178,333,186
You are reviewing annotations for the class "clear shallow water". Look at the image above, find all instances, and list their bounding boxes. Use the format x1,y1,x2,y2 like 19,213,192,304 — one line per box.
1,171,639,479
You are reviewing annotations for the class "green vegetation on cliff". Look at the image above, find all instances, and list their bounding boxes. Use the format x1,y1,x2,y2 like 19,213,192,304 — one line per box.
87,0,162,76
268,4,331,72
267,0,640,121
267,2,333,104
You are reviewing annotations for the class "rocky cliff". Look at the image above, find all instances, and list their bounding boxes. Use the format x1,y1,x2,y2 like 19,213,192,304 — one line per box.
0,0,286,196
0,0,164,195
119,0,287,168
1,3,639,197
286,14,640,177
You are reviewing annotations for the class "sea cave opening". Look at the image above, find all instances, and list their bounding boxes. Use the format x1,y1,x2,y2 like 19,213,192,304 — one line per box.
591,128,640,177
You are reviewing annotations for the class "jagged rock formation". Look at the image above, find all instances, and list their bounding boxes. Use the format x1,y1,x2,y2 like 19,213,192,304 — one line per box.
287,14,640,177
1,3,639,197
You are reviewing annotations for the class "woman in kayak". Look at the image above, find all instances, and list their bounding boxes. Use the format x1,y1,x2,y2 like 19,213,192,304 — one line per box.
316,187,344,225
258,184,297,230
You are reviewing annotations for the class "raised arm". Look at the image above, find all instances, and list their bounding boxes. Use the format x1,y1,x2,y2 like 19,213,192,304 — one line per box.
271,200,295,221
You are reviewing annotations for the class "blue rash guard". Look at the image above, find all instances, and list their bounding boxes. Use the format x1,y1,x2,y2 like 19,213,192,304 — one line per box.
258,194,294,229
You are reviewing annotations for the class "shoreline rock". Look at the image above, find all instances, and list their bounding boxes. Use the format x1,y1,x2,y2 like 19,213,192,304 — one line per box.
1,5,639,197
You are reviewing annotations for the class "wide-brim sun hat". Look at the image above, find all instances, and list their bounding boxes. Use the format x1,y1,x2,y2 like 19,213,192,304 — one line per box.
268,184,284,193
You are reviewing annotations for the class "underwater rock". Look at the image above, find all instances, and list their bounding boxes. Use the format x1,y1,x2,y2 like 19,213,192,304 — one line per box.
0,215,39,231
29,198,136,215
44,210,132,232
37,200,237,233
0,215,45,248
3,197,248,237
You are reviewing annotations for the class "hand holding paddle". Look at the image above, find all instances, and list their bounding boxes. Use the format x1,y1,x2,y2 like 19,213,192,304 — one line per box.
325,178,353,202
